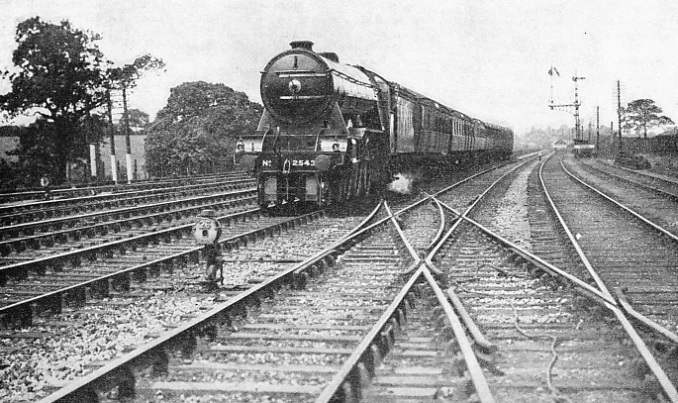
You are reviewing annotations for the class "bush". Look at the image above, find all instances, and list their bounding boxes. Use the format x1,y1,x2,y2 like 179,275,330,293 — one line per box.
614,153,651,170
642,154,678,178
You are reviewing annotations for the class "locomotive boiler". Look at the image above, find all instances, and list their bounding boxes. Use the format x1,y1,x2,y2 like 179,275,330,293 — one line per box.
235,41,513,209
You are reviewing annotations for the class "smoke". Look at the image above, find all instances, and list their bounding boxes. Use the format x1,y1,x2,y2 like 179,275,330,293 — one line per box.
388,173,416,194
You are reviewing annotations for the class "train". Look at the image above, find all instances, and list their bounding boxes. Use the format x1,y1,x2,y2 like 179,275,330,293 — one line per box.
235,41,514,209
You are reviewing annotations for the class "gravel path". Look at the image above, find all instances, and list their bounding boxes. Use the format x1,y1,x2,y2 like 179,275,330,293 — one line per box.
488,161,534,251
471,160,536,252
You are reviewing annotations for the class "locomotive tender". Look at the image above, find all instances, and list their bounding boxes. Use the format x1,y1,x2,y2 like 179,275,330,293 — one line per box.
235,41,513,208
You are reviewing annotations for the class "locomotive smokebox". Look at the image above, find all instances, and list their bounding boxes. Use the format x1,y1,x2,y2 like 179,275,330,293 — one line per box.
261,40,378,124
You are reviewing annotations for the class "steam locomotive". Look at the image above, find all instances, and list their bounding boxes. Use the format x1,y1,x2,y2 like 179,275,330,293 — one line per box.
235,41,513,208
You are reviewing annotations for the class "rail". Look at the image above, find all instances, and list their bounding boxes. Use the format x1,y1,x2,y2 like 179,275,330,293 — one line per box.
561,159,678,243
542,154,678,401
317,158,544,402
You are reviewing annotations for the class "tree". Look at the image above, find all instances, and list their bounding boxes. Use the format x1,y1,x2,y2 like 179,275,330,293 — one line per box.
517,124,571,149
145,81,262,176
622,99,674,139
116,108,150,133
0,17,163,184
9,118,64,184
0,17,110,183
108,54,165,89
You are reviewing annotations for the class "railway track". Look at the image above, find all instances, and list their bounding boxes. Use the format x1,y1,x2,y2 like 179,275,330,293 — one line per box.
359,283,477,402
0,174,254,226
0,175,260,296
471,158,587,279
0,172,249,205
453,153,678,400
435,224,649,402
1,209,371,401
415,157,667,401
592,159,678,196
569,159,678,237
30,197,423,402
22,158,517,402
0,188,256,258
541,154,678,333
0,208,328,328
141,233,407,402
328,154,676,402
12,153,678,402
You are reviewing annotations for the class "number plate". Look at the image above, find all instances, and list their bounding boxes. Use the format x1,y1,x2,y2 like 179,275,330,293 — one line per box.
292,159,315,167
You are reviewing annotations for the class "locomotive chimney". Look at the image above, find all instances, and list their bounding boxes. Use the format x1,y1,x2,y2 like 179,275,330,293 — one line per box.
290,41,314,51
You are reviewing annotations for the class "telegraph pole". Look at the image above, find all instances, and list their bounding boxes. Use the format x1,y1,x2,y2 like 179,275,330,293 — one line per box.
85,112,100,184
84,114,91,184
617,80,623,156
596,106,600,157
122,86,133,183
573,75,585,141
610,121,614,156
107,91,118,184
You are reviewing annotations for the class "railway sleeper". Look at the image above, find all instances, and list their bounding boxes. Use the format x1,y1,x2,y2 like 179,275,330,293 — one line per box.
90,365,137,402
0,243,13,256
146,262,162,277
293,270,311,290
24,238,41,250
147,350,171,377
30,261,48,276
165,257,180,274
3,291,72,328
67,255,82,268
87,280,110,298
186,250,199,264
132,267,149,283
11,240,28,253
61,288,88,308
6,265,30,281
110,273,131,292
1,304,33,328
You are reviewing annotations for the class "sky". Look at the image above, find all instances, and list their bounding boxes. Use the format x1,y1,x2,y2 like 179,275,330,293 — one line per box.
2,0,678,136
